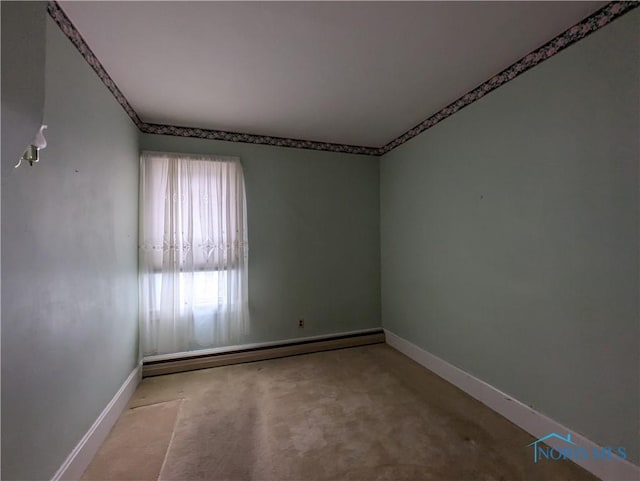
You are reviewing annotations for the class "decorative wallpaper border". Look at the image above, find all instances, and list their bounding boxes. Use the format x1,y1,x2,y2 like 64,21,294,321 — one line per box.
379,1,639,155
48,1,637,157
46,0,378,156
47,1,143,129
139,123,381,156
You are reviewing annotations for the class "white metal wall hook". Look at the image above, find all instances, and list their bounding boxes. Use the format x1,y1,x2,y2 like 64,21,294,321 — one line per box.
15,124,48,168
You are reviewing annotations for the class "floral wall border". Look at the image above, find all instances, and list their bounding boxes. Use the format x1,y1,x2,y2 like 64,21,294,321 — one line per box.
139,122,381,156
47,1,144,129
46,0,379,156
47,1,637,157
379,1,639,155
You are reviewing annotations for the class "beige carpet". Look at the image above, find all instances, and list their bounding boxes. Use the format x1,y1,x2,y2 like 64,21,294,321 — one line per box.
81,400,181,481
82,344,598,481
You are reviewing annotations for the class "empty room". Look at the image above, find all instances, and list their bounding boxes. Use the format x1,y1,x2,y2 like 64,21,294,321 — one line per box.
1,1,638,480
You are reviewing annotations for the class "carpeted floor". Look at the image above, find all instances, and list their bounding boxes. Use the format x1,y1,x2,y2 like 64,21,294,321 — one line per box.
81,344,598,481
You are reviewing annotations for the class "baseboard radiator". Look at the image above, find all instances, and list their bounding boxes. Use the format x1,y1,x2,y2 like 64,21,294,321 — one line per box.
143,329,386,377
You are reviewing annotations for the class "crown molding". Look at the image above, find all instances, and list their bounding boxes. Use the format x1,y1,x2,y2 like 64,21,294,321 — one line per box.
47,1,637,158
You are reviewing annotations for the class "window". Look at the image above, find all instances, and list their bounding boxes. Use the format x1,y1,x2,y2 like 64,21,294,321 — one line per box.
139,151,249,357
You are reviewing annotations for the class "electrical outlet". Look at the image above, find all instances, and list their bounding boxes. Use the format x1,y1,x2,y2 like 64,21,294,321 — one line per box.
298,319,304,328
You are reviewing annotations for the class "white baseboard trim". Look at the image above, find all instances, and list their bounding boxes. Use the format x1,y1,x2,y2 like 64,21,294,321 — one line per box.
384,329,640,481
51,363,142,481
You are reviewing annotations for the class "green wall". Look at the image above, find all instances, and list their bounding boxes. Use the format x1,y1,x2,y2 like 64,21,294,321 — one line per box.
140,134,381,347
380,10,639,461
2,2,636,478
1,11,140,480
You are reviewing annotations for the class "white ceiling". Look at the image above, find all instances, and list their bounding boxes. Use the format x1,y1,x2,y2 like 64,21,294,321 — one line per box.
59,1,606,148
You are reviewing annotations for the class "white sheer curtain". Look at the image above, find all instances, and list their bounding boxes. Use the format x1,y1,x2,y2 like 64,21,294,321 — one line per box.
139,151,249,357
